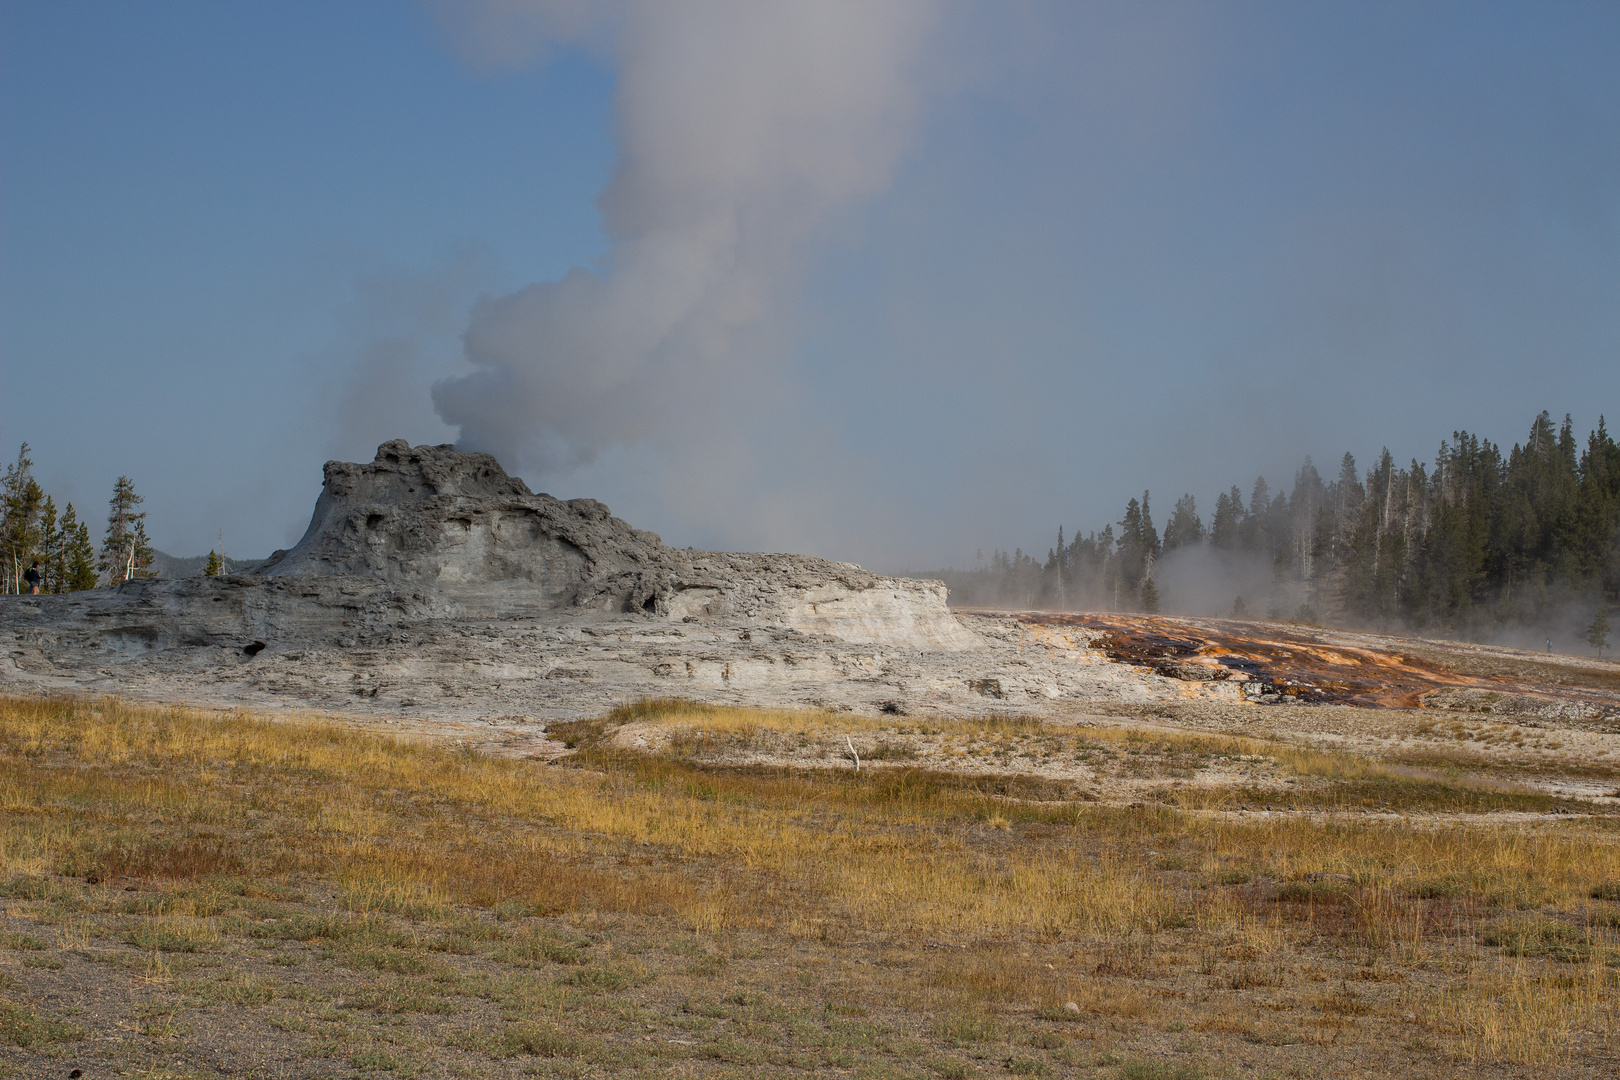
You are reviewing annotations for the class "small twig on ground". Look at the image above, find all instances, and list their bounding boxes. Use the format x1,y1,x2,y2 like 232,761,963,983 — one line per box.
846,735,860,772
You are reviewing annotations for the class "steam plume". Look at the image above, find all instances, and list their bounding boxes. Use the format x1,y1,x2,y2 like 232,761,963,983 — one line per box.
430,0,937,477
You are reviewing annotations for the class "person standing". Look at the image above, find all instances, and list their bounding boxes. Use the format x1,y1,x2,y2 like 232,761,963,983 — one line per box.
22,561,42,595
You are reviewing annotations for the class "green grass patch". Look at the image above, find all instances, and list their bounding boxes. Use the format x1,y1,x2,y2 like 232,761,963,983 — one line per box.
1483,920,1593,962
0,999,85,1048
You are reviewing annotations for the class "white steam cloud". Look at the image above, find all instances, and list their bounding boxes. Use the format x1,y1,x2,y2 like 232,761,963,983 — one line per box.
429,0,937,478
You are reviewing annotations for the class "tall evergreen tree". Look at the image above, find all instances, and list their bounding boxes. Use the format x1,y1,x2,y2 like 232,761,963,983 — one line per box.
1210,487,1247,549
1140,492,1161,564
59,504,98,592
1162,494,1205,552
101,476,154,585
1,443,45,594
1239,477,1272,554
1116,497,1145,599
1586,608,1610,659
37,496,60,593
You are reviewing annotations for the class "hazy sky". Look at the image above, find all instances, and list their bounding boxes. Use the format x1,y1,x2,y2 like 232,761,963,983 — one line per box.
2,1,1616,569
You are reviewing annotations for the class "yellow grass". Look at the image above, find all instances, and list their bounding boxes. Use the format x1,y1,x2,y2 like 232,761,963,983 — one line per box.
3,693,1619,1073
1421,953,1620,1067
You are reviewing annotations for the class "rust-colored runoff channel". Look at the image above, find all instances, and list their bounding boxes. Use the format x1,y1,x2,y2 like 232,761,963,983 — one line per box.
1015,611,1613,711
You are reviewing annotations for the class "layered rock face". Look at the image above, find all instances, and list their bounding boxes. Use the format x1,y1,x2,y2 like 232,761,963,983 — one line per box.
248,440,979,649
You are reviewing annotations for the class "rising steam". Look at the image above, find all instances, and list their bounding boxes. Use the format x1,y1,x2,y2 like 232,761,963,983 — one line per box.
429,0,937,474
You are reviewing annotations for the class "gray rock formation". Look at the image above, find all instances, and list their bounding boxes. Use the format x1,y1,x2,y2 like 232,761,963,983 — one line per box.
249,440,980,650
1,441,1183,735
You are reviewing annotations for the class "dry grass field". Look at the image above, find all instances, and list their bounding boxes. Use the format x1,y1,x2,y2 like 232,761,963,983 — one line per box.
2,694,1618,1078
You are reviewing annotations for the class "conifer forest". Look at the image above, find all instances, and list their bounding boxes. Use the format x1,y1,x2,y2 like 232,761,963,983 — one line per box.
0,440,153,594
936,411,1620,638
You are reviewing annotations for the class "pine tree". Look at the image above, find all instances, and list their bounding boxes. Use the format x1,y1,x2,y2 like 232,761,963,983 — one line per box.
1140,491,1161,564
974,408,1617,629
1162,494,1205,553
101,476,154,584
63,508,98,592
1242,476,1272,553
1140,576,1160,614
204,550,225,577
1,443,45,594
37,496,60,593
1117,497,1146,599
1210,487,1247,549
1588,609,1611,659
1570,417,1620,597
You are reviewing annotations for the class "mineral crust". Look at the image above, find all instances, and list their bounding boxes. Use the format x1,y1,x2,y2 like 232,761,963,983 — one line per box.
0,442,1187,739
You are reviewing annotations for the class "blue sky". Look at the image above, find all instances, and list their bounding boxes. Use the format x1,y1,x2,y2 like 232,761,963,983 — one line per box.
2,2,1616,568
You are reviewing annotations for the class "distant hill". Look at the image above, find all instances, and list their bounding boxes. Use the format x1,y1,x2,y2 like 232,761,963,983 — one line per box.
149,551,267,579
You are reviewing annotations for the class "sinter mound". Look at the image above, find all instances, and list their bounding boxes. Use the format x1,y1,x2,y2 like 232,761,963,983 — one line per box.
253,439,978,646
0,441,1174,725
5,441,1613,743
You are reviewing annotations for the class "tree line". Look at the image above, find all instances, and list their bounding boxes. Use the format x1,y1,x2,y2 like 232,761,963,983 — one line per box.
938,411,1620,635
0,440,155,594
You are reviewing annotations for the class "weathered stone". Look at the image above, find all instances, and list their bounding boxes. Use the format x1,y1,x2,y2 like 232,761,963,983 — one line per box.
0,441,1190,725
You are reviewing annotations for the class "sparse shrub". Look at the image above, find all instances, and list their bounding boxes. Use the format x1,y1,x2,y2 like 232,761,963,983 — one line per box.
0,999,85,1048
101,838,246,880
334,947,429,974
602,698,713,725
1274,880,1351,904
680,952,728,976
1482,920,1590,962
188,974,275,1007
1409,878,1466,899
449,1022,580,1060
700,1036,766,1064
342,986,458,1015
1317,988,1371,1015
937,1014,1002,1044
123,917,221,953
506,1022,580,1057
496,933,586,967
1118,1061,1207,1080
0,876,72,903
1037,1004,1088,1022
1592,880,1620,902
562,965,640,991
348,1048,402,1071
